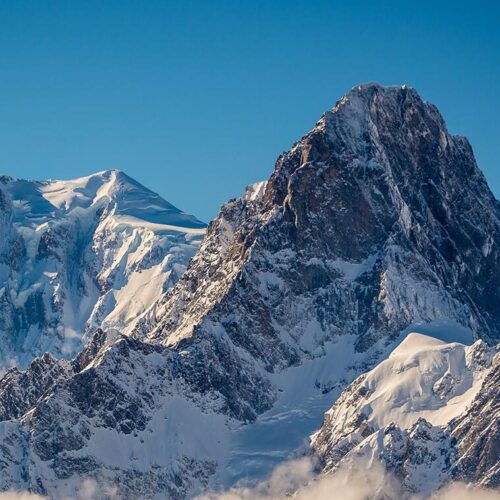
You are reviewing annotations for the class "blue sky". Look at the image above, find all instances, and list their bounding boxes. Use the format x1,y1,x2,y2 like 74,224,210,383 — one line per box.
0,1,499,221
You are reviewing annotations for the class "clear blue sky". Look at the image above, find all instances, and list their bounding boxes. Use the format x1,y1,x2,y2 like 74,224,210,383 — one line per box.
1,1,499,222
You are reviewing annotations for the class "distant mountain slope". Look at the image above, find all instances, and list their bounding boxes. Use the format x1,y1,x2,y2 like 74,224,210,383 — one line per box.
0,169,205,369
0,84,498,498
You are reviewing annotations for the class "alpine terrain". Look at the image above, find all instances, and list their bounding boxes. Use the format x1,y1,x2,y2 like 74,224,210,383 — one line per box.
0,83,498,499
0,169,205,370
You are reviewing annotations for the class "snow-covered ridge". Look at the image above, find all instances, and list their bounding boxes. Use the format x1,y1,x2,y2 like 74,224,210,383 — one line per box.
313,333,494,442
0,170,206,369
5,169,205,229
311,332,498,493
243,180,267,202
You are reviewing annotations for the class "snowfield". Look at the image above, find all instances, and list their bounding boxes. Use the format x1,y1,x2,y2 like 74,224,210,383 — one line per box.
0,170,205,369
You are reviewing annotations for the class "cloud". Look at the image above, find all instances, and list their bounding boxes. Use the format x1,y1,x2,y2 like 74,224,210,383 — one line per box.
197,457,403,500
61,326,83,355
433,483,500,500
0,479,117,500
1,462,497,500
199,457,316,500
0,493,46,500
72,479,98,500
61,478,118,500
198,456,500,500
84,479,117,500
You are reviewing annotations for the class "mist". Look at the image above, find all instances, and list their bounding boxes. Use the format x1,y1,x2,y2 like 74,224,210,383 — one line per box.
197,456,500,500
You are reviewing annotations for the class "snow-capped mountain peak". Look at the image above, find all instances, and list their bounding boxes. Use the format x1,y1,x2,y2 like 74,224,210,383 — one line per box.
0,171,206,369
311,333,498,493
5,169,205,230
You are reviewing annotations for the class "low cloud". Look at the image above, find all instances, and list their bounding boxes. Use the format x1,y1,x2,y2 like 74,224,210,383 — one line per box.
60,478,118,500
198,456,500,500
0,479,117,500
0,493,46,500
1,462,498,500
199,457,316,500
433,483,500,500
197,457,402,500
64,478,117,500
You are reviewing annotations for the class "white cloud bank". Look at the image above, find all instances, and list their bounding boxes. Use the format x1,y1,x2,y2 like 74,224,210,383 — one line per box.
197,456,500,500
434,483,500,500
0,479,117,500
0,493,46,500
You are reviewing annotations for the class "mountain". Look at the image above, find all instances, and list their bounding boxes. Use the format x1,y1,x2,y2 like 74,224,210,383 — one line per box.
135,82,500,485
142,83,500,352
311,333,499,495
0,83,498,499
0,170,205,370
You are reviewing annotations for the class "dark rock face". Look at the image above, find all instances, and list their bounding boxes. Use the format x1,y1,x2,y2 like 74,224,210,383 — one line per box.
450,357,500,487
0,353,70,421
144,83,500,376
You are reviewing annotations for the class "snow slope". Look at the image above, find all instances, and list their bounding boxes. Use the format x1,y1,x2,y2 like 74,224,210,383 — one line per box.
311,333,498,494
0,170,205,369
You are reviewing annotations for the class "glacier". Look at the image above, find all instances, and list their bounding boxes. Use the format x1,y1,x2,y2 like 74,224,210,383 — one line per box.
0,169,205,370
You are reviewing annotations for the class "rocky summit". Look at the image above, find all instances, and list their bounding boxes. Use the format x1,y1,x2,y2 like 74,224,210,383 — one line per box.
0,84,498,499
